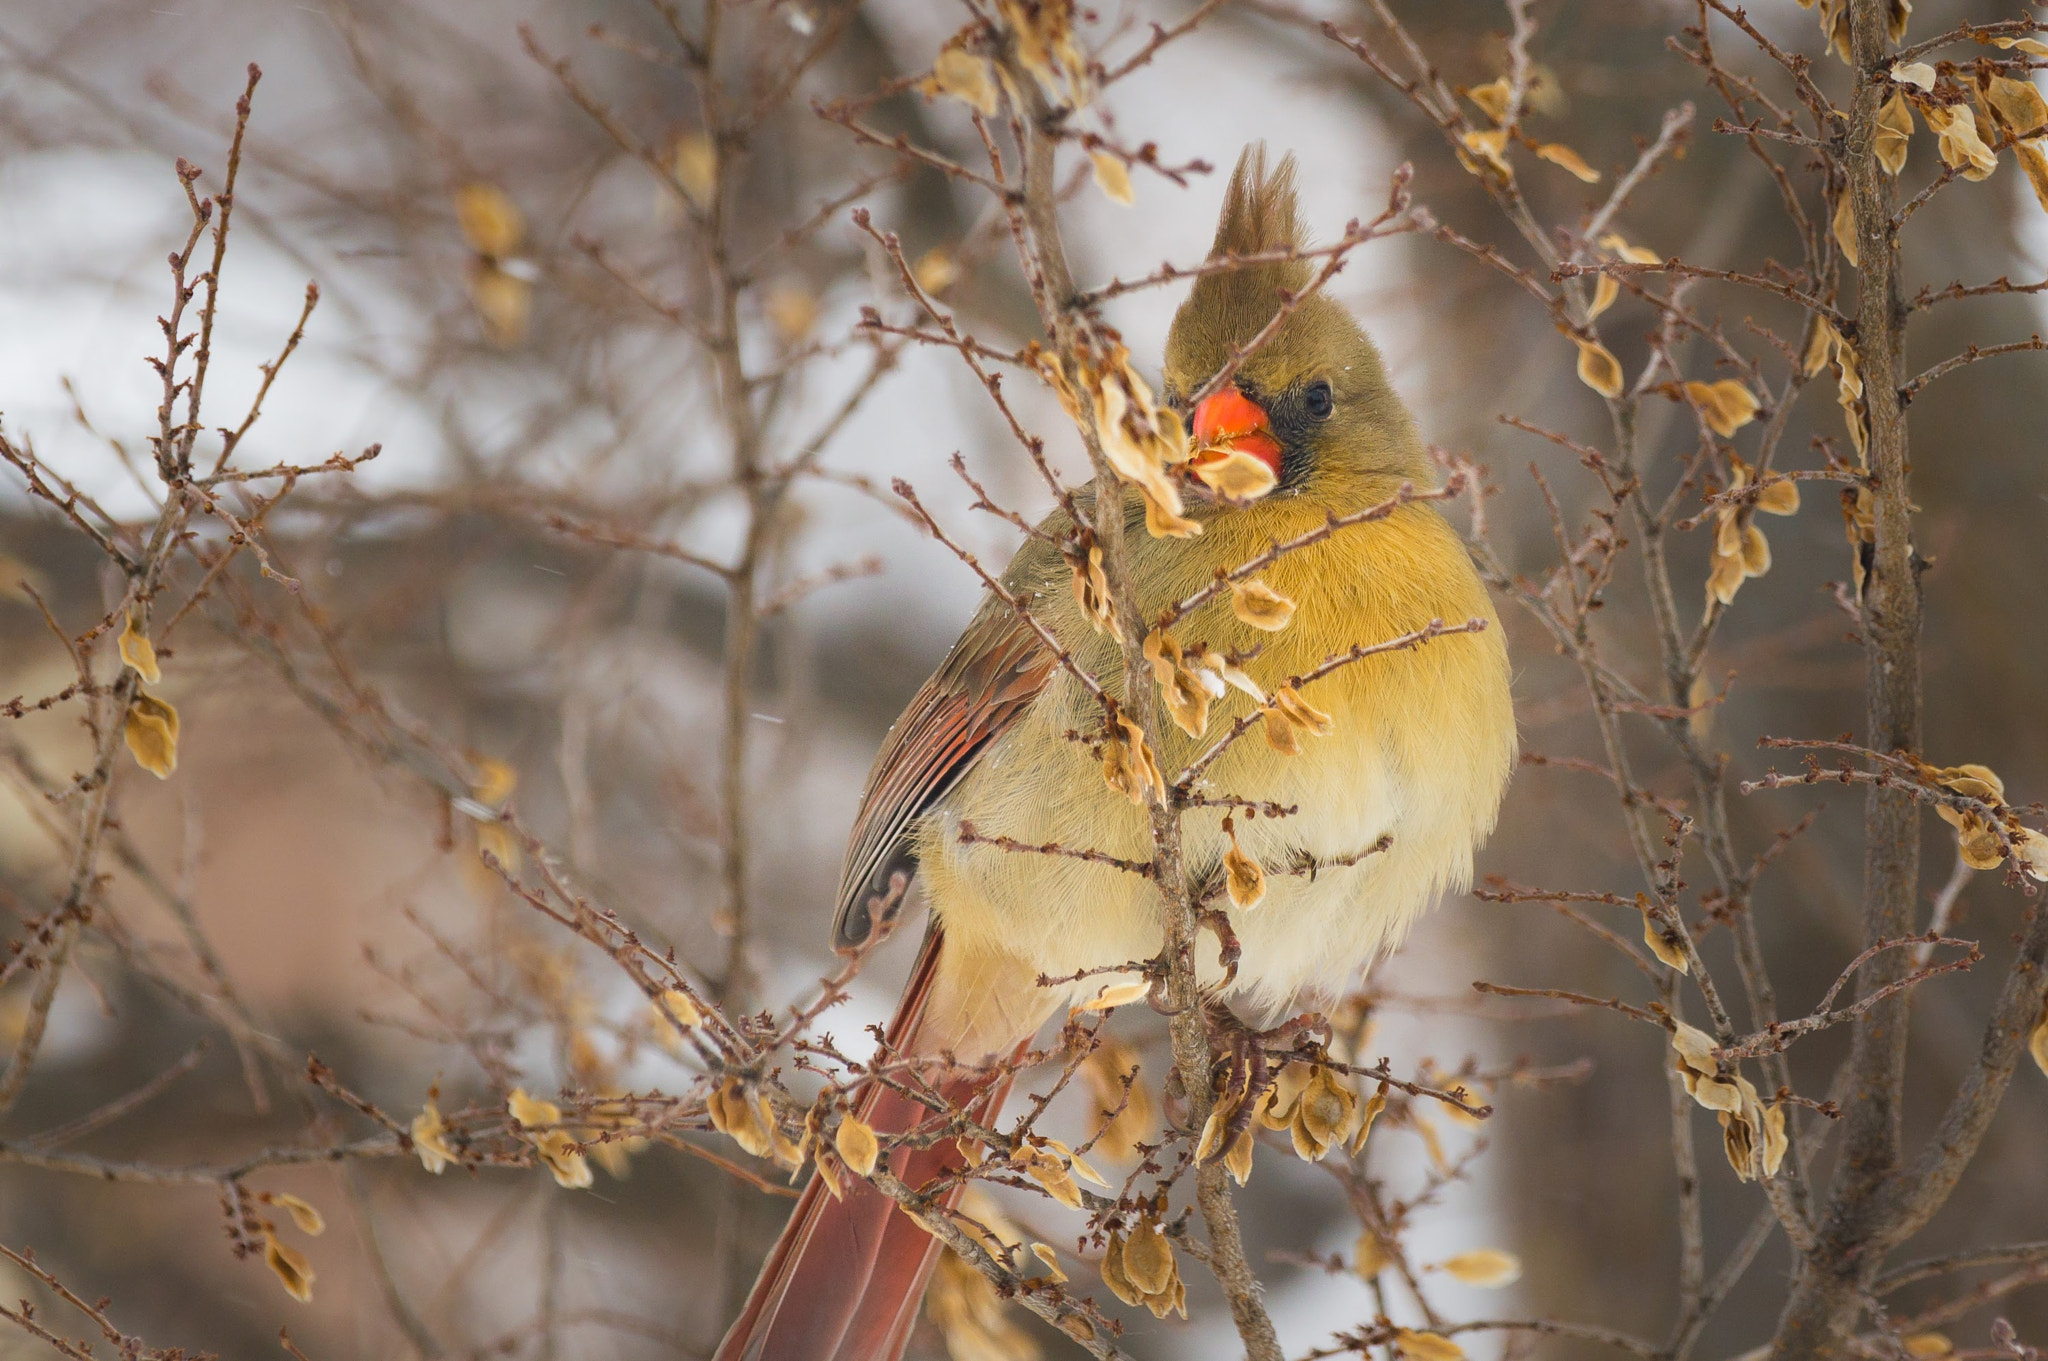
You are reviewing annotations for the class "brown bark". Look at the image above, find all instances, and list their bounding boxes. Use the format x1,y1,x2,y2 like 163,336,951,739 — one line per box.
1768,0,1922,1351
1013,77,1285,1361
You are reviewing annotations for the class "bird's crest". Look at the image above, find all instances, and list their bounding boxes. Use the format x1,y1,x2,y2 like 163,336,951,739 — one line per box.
1170,145,1323,392
1209,144,1309,286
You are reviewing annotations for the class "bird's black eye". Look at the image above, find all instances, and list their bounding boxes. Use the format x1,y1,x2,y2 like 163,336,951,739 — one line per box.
1305,380,1334,420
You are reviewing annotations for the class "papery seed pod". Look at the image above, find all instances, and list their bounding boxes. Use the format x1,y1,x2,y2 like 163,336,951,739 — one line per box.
926,1247,1039,1359
1670,1022,1720,1078
1090,152,1135,205
1574,337,1624,398
468,265,531,347
811,1149,845,1201
1230,578,1295,631
2015,141,2048,215
1643,904,1691,973
1263,705,1302,756
1535,142,1600,182
1143,626,1182,685
411,1101,456,1175
834,1112,880,1178
1761,1100,1789,1177
1100,715,1164,805
764,284,818,345
1925,104,1997,181
1194,1099,1235,1163
1353,1228,1391,1279
1079,973,1153,1012
1589,273,1620,319
1720,1106,1757,1181
508,1088,561,1129
1099,1231,1140,1306
913,247,960,296
1049,1139,1110,1189
263,1232,315,1303
454,183,523,257
1188,446,1277,499
535,1130,594,1189
1143,486,1203,538
672,134,717,206
1459,127,1513,177
1987,75,2048,136
1272,686,1334,738
118,612,161,683
1393,1329,1467,1361
1463,77,1511,123
1162,662,1211,738
1257,1063,1310,1130
261,1193,325,1237
124,692,180,779
1754,476,1801,517
1120,1217,1175,1296
1223,819,1266,910
1891,61,1936,91
1070,539,1120,639
1016,1140,1083,1208
1290,1066,1358,1162
1189,646,1265,703
1351,1088,1388,1154
1223,1128,1255,1185
1875,89,1914,174
1831,194,1859,266
931,47,998,116
1080,1039,1157,1161
1439,1248,1522,1287
1599,231,1660,265
1683,379,1760,437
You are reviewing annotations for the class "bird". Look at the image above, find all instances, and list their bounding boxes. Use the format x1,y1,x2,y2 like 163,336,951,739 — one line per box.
715,146,1516,1361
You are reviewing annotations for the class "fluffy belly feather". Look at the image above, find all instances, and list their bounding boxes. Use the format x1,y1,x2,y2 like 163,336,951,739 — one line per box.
911,499,1516,1029
916,612,1512,1020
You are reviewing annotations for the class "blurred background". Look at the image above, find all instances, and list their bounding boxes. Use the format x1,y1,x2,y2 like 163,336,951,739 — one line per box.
2,0,2045,1357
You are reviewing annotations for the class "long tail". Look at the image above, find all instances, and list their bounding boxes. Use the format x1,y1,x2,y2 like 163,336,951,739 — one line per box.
714,928,1031,1361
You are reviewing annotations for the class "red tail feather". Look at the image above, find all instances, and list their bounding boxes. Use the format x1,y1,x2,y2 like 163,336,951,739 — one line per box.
715,929,1019,1361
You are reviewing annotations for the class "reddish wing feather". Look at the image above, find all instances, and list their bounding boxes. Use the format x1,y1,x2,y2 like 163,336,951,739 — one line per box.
832,605,1055,952
714,928,1023,1361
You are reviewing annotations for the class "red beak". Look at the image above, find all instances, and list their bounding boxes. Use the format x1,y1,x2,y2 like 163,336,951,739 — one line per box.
1192,388,1283,481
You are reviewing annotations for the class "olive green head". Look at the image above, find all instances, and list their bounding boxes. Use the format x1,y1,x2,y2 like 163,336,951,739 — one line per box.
1162,146,1427,489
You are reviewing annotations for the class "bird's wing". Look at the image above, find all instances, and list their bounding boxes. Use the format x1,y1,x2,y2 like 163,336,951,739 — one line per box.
832,603,1057,953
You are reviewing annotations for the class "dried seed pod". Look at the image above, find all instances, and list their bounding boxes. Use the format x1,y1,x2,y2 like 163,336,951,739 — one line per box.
261,1192,325,1237
1120,1216,1176,1297
1682,379,1760,437
931,47,998,116
411,1100,456,1175
1393,1329,1467,1361
124,692,180,779
834,1112,879,1178
1223,820,1266,910
1574,336,1624,398
1230,578,1295,631
263,1231,315,1303
1536,142,1600,182
1289,1065,1359,1162
1100,715,1164,805
1438,1248,1522,1287
118,612,160,683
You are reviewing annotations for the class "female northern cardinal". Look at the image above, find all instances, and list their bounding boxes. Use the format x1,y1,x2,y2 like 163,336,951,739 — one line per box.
716,148,1515,1360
